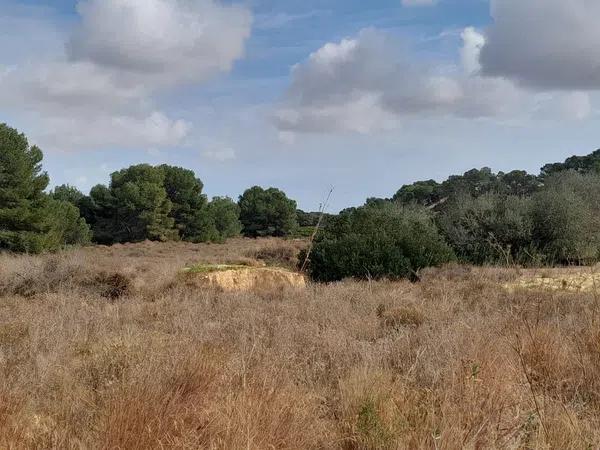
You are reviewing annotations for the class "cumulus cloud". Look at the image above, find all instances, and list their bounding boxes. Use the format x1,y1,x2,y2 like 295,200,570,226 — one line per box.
275,29,523,134
479,0,600,90
460,27,485,75
36,112,190,152
2,61,146,114
68,0,252,87
0,0,252,152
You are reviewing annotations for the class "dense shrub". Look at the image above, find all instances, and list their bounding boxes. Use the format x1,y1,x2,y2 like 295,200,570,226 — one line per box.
305,204,454,282
530,171,600,264
437,193,535,265
393,169,540,208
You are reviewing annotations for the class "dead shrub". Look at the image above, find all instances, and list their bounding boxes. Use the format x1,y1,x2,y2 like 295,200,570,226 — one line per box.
0,390,26,447
94,272,133,299
420,263,473,282
0,323,29,347
518,325,598,405
0,254,90,298
76,338,137,392
100,348,225,449
247,241,302,269
203,369,332,449
377,305,425,329
338,369,437,449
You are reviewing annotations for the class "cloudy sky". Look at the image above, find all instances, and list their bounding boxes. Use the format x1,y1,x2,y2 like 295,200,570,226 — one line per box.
1,0,599,211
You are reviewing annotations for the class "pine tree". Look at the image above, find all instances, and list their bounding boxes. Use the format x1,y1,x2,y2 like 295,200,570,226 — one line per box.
0,124,52,252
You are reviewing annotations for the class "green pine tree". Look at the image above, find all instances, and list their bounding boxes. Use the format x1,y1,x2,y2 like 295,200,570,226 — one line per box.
0,124,52,252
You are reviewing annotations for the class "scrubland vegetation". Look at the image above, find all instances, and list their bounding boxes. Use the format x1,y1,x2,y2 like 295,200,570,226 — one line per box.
3,124,600,448
1,239,600,448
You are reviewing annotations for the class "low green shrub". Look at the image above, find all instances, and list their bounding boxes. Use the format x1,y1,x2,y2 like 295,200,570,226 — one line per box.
304,204,454,282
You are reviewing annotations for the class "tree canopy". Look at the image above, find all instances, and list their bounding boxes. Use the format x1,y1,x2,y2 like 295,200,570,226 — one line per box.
238,186,298,237
0,124,90,252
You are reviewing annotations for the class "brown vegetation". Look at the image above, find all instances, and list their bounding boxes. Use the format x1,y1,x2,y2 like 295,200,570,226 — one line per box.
0,239,599,448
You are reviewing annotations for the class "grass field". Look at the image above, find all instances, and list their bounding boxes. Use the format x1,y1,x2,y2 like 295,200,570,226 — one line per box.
0,239,599,449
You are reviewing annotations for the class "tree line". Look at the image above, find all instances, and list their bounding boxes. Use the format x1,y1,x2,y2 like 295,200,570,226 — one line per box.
3,122,600,282
307,153,600,281
0,124,298,252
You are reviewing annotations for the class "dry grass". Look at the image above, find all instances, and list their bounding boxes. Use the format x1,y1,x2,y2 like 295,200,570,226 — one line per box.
245,239,306,270
0,239,599,448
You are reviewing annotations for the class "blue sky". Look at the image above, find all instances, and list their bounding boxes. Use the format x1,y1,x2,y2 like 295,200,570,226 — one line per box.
1,0,599,211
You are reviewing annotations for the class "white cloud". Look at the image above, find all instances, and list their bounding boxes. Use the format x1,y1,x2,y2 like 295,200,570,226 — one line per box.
2,61,147,114
0,0,252,153
275,29,523,134
203,147,236,162
33,112,190,152
68,0,252,87
402,0,437,6
255,10,328,30
275,27,596,135
480,0,600,90
460,27,485,75
535,92,593,121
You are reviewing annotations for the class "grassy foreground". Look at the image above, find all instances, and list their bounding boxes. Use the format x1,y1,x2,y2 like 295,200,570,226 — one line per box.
0,239,599,449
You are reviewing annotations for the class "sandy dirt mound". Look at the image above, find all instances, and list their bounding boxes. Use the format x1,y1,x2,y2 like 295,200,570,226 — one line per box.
184,267,306,292
506,271,600,293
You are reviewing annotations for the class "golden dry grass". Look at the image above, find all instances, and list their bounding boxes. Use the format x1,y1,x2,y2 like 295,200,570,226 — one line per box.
183,266,306,292
506,266,600,293
0,240,599,448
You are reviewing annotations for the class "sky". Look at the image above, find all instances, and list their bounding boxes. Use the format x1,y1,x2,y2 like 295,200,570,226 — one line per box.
1,0,599,211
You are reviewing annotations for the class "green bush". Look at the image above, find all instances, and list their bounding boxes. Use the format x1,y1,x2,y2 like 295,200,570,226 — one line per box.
437,193,535,265
305,203,454,282
531,171,600,264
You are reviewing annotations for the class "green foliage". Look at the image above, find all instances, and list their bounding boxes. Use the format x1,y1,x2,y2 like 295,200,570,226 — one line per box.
159,165,208,241
392,179,440,206
294,226,315,238
88,164,177,244
541,149,600,178
45,199,92,248
297,210,321,227
0,124,90,253
394,169,539,209
0,124,51,252
530,171,600,264
192,196,242,243
207,196,242,240
238,186,298,237
437,193,535,265
497,170,541,197
51,184,85,206
305,203,454,282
